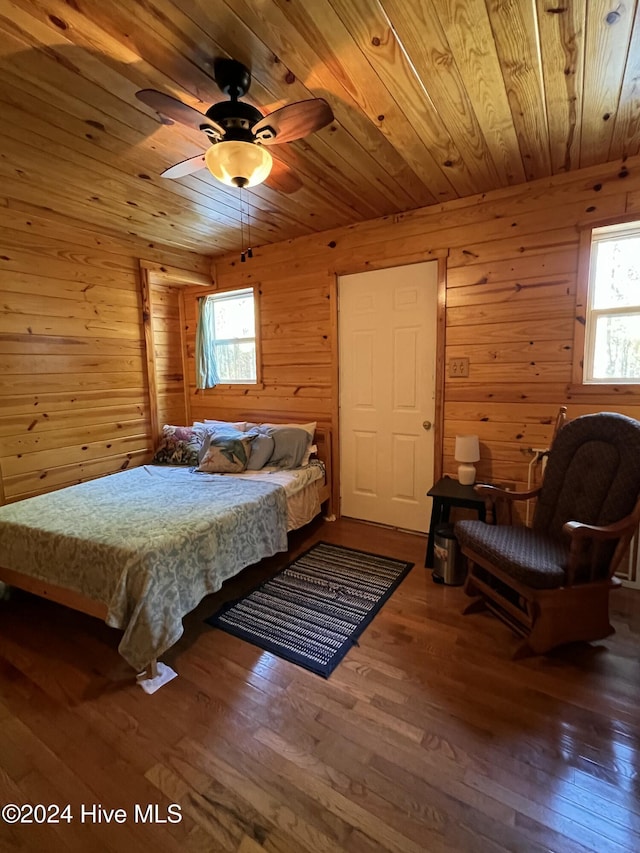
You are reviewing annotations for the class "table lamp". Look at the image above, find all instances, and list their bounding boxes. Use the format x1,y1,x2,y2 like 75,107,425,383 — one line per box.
455,434,480,485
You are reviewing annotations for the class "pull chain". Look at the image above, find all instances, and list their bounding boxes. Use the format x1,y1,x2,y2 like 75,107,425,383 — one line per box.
247,198,253,258
239,187,246,263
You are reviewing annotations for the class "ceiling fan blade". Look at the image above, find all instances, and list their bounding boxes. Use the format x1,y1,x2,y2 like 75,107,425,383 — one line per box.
161,154,207,179
263,157,303,194
252,98,333,145
136,89,224,138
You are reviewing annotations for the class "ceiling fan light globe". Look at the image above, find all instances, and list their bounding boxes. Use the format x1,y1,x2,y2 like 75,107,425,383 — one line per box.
204,140,272,188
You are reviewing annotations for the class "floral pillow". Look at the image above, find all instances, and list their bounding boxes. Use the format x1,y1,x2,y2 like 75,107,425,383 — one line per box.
152,425,205,466
197,435,252,474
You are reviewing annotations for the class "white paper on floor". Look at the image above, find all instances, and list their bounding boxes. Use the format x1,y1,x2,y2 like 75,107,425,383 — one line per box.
137,662,178,694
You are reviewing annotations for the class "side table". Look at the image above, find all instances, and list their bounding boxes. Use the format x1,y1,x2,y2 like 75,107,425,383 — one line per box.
425,476,487,568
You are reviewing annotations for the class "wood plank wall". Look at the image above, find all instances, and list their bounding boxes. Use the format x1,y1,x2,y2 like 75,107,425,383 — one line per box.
184,155,640,519
151,284,188,429
0,210,208,504
185,270,334,427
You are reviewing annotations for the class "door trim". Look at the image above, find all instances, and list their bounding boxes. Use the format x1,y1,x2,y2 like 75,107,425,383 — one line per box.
434,255,447,484
329,274,341,518
333,256,447,522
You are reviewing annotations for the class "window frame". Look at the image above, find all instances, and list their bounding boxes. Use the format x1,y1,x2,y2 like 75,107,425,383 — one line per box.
572,216,640,392
198,283,263,391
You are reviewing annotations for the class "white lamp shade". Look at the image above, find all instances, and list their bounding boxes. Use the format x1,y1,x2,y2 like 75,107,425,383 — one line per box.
455,434,480,485
454,434,480,463
204,140,273,188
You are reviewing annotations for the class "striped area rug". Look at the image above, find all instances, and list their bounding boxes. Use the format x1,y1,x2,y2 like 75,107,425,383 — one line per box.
206,541,413,677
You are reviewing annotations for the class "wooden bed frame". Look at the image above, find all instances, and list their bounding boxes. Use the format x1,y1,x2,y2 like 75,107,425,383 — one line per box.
312,426,332,511
0,425,333,682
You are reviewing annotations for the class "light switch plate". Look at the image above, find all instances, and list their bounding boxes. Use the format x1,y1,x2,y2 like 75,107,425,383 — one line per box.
449,357,469,377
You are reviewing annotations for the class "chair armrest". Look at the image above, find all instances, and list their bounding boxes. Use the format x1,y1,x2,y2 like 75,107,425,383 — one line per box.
564,503,640,584
474,484,541,524
564,512,639,541
474,484,541,502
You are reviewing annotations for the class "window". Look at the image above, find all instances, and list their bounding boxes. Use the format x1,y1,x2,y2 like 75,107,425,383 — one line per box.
196,287,258,388
582,222,640,384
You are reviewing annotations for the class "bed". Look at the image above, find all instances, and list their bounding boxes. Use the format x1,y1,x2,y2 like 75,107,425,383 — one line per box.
0,425,332,679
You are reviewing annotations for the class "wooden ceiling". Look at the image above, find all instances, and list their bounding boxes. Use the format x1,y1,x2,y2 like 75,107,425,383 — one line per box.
2,0,640,257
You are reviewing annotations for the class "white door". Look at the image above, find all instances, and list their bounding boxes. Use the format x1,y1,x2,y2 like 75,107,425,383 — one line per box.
338,262,438,532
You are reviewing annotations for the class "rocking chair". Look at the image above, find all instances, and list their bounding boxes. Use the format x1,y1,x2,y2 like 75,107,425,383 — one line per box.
454,412,640,656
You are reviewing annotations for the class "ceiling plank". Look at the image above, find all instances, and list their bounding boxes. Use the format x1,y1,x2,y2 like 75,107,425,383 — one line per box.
535,0,585,175
484,0,552,180
580,0,638,167
430,0,526,186
335,3,467,197
609,0,640,160
0,206,204,272
375,0,505,193
270,0,459,200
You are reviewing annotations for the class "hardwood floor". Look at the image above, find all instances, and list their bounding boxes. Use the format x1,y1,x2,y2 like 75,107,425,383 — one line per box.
1,517,639,852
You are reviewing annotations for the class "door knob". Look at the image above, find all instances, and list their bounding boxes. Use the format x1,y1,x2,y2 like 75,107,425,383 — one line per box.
423,420,432,431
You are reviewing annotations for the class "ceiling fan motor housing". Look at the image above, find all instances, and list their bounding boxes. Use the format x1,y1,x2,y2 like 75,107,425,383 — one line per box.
205,100,264,143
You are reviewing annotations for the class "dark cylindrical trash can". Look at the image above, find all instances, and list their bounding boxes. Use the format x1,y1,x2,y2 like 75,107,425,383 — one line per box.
432,524,467,585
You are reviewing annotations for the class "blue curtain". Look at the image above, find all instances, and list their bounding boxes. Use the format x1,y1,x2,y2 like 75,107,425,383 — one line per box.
195,296,220,389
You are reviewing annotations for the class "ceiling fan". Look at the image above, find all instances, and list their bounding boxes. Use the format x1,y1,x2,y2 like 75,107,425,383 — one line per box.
136,58,334,193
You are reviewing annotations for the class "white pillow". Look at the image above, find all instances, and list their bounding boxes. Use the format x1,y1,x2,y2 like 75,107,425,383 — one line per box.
196,419,250,432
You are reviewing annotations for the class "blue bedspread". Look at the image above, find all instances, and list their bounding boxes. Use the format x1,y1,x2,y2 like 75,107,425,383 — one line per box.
0,465,288,670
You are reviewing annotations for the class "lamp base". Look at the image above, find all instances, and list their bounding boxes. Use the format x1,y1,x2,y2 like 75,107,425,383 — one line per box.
458,463,476,486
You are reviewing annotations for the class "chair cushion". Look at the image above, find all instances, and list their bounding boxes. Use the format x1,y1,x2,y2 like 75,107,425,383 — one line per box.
455,520,569,590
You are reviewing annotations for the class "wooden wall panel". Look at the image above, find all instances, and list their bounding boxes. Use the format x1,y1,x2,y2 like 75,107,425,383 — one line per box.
185,275,334,428
184,155,640,516
151,284,188,429
0,214,208,503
